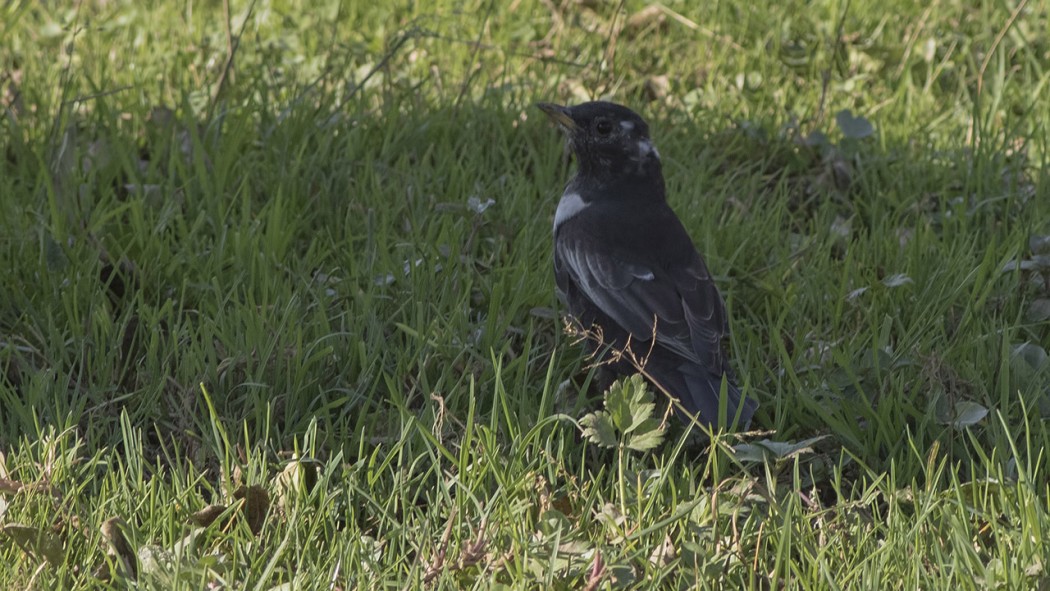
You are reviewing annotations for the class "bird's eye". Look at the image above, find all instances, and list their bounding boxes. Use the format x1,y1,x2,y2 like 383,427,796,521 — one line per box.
595,119,613,135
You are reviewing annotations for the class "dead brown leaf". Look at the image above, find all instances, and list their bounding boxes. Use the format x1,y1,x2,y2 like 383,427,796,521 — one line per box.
0,478,25,495
232,484,270,535
648,533,677,567
100,517,137,580
188,504,228,528
626,5,666,34
2,523,65,566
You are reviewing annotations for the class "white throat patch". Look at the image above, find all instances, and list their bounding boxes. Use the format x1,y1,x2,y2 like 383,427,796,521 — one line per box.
553,191,587,231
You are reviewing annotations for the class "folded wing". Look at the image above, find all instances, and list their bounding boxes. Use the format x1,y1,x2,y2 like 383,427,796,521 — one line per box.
555,234,729,375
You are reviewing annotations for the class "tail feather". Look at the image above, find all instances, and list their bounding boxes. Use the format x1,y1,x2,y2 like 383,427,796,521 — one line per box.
647,364,757,429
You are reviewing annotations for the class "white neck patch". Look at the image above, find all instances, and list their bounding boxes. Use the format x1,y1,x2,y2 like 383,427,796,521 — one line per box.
637,139,659,160
553,191,587,231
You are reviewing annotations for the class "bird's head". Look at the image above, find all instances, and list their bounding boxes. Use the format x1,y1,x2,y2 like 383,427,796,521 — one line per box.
537,101,661,180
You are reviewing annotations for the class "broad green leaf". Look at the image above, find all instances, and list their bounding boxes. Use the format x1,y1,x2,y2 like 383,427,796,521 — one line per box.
581,411,617,448
730,443,770,462
835,109,875,139
731,435,827,462
1026,299,1050,322
1029,234,1050,254
624,401,655,434
941,401,989,428
626,418,665,452
625,376,658,433
1002,256,1050,272
803,130,830,148
604,379,634,432
1012,342,1048,370
537,509,572,536
1010,342,1050,387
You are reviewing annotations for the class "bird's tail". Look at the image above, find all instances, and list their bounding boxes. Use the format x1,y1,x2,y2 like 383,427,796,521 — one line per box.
649,364,757,430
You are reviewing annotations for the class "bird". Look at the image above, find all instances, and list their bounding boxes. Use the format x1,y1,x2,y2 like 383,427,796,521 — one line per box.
537,100,757,429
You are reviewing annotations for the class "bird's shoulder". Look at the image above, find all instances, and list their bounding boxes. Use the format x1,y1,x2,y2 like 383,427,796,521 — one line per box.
557,196,704,275
553,193,727,333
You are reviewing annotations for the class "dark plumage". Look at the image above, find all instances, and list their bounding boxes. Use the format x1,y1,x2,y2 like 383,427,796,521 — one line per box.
537,101,757,429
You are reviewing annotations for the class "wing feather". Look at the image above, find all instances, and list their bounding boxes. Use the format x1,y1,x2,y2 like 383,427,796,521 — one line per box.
555,233,727,372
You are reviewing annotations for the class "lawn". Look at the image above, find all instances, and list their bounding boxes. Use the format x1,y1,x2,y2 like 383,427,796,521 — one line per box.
1,0,1049,588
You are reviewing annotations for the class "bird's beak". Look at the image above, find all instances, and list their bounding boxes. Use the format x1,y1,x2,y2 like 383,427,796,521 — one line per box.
536,102,576,132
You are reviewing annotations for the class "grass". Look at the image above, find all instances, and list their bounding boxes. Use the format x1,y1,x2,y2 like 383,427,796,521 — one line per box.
1,0,1049,588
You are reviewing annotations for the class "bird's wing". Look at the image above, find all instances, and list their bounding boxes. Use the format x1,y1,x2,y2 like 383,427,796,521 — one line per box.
555,233,727,371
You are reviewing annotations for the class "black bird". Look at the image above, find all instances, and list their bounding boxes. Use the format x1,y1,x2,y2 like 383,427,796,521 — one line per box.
537,101,757,429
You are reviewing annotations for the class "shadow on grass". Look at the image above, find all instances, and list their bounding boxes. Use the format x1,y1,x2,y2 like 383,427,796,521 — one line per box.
1,93,1048,496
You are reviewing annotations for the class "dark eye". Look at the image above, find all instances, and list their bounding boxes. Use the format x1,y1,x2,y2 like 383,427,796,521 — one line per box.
595,119,613,135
